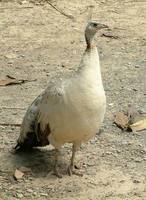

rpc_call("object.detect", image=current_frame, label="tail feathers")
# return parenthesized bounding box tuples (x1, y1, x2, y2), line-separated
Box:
(14, 122, 51, 152)
(14, 131, 49, 152)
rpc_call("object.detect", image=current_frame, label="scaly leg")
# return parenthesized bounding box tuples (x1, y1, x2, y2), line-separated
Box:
(67, 143, 83, 176)
(53, 148, 62, 178)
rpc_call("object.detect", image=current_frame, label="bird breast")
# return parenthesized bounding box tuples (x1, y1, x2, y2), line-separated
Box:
(39, 75, 106, 148)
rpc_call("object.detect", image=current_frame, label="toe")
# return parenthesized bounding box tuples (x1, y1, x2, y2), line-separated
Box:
(67, 165, 73, 176)
(67, 165, 83, 177)
(53, 168, 63, 178)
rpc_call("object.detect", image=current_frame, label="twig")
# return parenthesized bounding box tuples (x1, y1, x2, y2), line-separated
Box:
(0, 6, 33, 10)
(0, 123, 21, 127)
(47, 1, 74, 20)
(114, 27, 126, 30)
(0, 78, 37, 86)
(0, 107, 26, 110)
(101, 33, 119, 39)
(6, 75, 15, 79)
(17, 78, 37, 84)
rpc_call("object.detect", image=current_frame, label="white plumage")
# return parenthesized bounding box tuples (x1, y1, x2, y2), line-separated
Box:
(15, 21, 107, 177)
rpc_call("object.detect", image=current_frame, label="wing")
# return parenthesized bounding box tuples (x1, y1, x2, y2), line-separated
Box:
(15, 91, 50, 151)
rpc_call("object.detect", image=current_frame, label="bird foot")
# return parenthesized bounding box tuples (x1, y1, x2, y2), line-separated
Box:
(67, 165, 83, 177)
(53, 167, 63, 178)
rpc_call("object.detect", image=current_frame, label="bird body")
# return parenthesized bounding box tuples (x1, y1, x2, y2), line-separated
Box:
(38, 47, 106, 148)
(15, 21, 107, 177)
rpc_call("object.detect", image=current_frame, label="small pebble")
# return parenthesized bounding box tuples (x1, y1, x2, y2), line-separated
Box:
(40, 193, 48, 197)
(134, 158, 142, 163)
(138, 109, 146, 114)
(138, 144, 143, 147)
(17, 193, 24, 198)
(33, 192, 37, 196)
(133, 179, 141, 184)
(116, 149, 121, 153)
(27, 189, 33, 193)
(135, 65, 140, 68)
(105, 151, 112, 155)
(21, 0, 28, 4)
(108, 103, 114, 106)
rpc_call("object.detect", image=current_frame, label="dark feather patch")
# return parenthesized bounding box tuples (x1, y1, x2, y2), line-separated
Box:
(36, 123, 50, 146)
(14, 131, 40, 151)
(14, 123, 51, 152)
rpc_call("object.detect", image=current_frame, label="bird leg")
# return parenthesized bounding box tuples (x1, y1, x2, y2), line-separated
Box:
(53, 148, 62, 178)
(67, 143, 83, 176)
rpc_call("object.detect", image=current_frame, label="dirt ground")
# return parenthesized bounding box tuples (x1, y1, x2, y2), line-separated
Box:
(0, 0, 146, 199)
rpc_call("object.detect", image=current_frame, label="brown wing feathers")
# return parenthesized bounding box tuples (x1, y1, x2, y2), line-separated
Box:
(15, 123, 50, 151)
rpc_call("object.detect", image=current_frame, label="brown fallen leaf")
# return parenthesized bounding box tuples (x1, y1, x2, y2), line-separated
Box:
(14, 169, 24, 180)
(0, 79, 17, 86)
(130, 118, 146, 132)
(114, 112, 130, 130)
(0, 76, 36, 86)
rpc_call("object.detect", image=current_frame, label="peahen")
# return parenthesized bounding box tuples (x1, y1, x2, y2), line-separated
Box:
(15, 21, 107, 177)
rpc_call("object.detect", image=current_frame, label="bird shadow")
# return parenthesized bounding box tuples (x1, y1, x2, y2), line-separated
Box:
(1, 147, 67, 178)
(13, 148, 54, 177)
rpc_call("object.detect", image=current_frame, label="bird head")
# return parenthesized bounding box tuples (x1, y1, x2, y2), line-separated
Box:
(85, 21, 108, 38)
(85, 21, 108, 48)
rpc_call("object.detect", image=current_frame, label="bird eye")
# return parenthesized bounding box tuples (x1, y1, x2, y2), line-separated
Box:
(93, 23, 97, 27)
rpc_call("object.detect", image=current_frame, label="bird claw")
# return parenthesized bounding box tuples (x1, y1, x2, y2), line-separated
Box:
(53, 167, 63, 178)
(67, 165, 83, 177)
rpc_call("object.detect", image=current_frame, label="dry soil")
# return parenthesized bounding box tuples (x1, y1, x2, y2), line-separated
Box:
(0, 0, 146, 199)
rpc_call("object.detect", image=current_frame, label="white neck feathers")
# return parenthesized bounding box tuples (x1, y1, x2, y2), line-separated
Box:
(78, 46, 103, 86)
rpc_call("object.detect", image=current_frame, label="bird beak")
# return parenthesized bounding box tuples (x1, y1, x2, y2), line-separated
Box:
(97, 23, 108, 30)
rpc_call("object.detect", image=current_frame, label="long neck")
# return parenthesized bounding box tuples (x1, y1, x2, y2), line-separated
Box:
(85, 33, 96, 49)
(78, 46, 103, 86)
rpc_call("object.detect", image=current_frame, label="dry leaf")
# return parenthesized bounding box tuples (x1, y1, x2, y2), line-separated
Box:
(0, 79, 16, 86)
(114, 112, 129, 130)
(114, 107, 145, 132)
(130, 118, 146, 132)
(14, 169, 24, 180)
(0, 79, 27, 86)
(0, 76, 36, 86)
